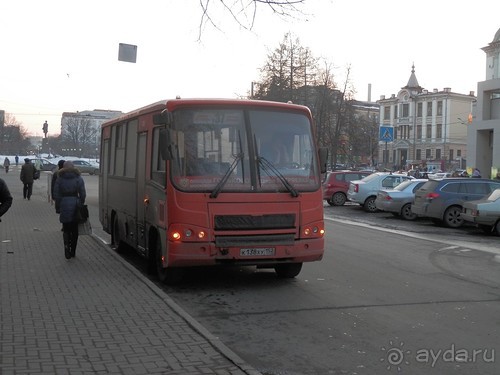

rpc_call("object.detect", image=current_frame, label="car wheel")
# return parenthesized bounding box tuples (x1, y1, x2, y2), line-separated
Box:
(443, 206, 464, 228)
(363, 196, 377, 213)
(275, 263, 303, 278)
(495, 221, 500, 236)
(331, 192, 347, 206)
(401, 203, 417, 221)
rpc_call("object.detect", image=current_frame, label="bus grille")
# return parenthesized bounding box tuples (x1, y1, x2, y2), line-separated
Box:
(215, 234, 295, 247)
(214, 214, 295, 230)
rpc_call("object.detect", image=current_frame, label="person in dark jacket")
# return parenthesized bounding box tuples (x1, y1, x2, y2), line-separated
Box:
(20, 158, 36, 200)
(0, 178, 13, 221)
(53, 161, 86, 259)
(51, 159, 66, 210)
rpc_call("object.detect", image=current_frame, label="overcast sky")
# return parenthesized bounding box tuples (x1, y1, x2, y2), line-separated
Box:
(1, 0, 499, 136)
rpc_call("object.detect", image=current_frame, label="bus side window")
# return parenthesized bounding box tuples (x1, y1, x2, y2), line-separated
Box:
(152, 127, 166, 185)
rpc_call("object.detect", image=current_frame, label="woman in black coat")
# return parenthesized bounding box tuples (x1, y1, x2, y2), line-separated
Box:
(53, 161, 86, 259)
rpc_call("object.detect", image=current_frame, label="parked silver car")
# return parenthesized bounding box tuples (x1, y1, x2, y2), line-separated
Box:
(375, 179, 428, 220)
(461, 188, 500, 235)
(347, 172, 413, 212)
(71, 160, 100, 175)
(29, 158, 57, 172)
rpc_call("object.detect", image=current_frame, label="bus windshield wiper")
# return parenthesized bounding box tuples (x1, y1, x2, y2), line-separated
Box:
(210, 153, 243, 198)
(258, 156, 299, 197)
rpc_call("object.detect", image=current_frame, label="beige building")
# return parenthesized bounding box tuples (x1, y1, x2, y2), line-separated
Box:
(467, 27, 500, 179)
(377, 66, 475, 171)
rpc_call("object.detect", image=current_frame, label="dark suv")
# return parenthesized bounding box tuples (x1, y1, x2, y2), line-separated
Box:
(322, 170, 372, 206)
(411, 178, 500, 228)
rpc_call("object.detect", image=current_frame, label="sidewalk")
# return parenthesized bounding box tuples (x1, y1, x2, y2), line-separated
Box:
(0, 169, 260, 375)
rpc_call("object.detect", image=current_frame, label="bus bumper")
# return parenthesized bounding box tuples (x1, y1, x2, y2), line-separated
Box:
(166, 238, 324, 267)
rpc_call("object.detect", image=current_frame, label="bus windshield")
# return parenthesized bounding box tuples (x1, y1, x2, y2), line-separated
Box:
(169, 107, 320, 194)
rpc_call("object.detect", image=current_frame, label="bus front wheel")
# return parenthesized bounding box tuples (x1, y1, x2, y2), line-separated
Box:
(154, 239, 184, 285)
(274, 263, 302, 278)
(111, 216, 125, 253)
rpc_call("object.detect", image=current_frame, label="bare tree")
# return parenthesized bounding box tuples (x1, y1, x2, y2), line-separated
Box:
(197, 0, 305, 39)
(3, 112, 23, 127)
(62, 116, 99, 157)
(0, 112, 31, 154)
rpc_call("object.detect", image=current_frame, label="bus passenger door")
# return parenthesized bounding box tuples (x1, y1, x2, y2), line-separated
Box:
(136, 133, 147, 251)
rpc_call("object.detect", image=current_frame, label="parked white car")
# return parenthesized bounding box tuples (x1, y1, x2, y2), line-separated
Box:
(347, 172, 414, 212)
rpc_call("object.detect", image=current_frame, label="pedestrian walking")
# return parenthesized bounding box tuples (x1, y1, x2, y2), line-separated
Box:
(0, 177, 13, 221)
(20, 158, 36, 200)
(15, 154, 19, 166)
(3, 157, 10, 173)
(51, 159, 66, 208)
(53, 161, 86, 259)
(472, 168, 481, 178)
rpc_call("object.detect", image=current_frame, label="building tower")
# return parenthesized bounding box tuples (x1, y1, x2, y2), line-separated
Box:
(467, 27, 500, 178)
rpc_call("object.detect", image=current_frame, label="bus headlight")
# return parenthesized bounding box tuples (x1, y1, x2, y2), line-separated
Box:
(168, 224, 209, 242)
(301, 222, 325, 239)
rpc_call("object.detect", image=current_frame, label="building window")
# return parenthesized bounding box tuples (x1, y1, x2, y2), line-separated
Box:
(417, 102, 423, 117)
(393, 105, 397, 119)
(399, 125, 409, 140)
(394, 127, 398, 140)
(402, 103, 409, 117)
(437, 100, 443, 116)
(436, 148, 441, 160)
(457, 149, 462, 157)
(426, 124, 432, 139)
(426, 149, 432, 159)
(449, 149, 454, 161)
(384, 106, 390, 120)
(416, 149, 421, 160)
(417, 125, 422, 139)
(436, 124, 442, 139)
(426, 102, 432, 116)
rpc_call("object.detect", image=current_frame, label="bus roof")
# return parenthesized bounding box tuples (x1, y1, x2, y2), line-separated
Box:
(101, 98, 312, 128)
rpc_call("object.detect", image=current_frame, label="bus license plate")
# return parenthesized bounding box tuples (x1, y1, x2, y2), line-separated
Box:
(240, 248, 275, 257)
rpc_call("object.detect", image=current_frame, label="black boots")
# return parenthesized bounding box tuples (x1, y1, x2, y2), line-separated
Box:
(64, 232, 78, 259)
(63, 233, 71, 259)
(70, 232, 78, 258)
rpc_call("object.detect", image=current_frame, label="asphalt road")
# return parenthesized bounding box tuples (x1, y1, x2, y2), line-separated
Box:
(68, 174, 500, 374)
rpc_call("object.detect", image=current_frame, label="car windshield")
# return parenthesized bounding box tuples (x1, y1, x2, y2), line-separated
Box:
(360, 173, 383, 183)
(394, 180, 414, 191)
(418, 180, 440, 191)
(486, 188, 500, 201)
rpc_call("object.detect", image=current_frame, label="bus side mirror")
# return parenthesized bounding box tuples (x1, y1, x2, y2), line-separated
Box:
(318, 147, 328, 174)
(159, 128, 173, 160)
(153, 110, 172, 125)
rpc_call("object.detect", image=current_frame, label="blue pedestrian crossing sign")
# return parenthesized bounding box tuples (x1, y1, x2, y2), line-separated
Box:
(379, 126, 394, 142)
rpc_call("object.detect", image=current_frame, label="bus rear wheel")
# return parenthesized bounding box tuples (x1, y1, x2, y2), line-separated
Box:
(154, 239, 184, 285)
(274, 263, 302, 278)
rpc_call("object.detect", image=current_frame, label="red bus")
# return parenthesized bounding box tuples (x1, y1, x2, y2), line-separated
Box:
(99, 98, 327, 283)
